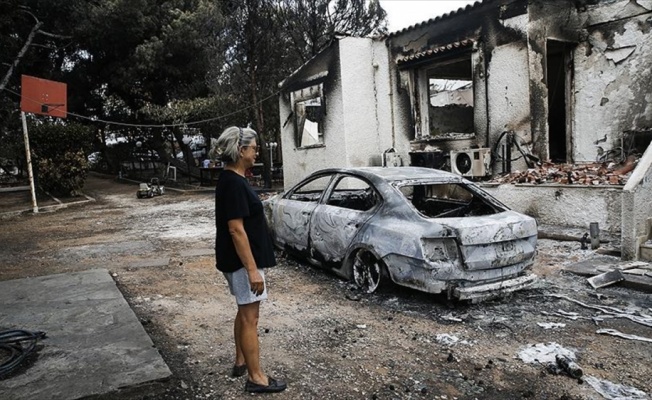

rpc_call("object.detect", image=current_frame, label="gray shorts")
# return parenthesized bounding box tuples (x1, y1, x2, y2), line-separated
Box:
(223, 267, 268, 305)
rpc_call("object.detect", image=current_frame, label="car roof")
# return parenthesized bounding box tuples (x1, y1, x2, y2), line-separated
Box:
(313, 167, 464, 184)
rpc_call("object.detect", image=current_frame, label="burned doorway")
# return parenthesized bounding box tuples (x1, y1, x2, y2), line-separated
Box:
(546, 40, 573, 163)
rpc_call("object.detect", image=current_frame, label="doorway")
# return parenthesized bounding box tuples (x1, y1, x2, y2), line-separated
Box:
(546, 40, 572, 163)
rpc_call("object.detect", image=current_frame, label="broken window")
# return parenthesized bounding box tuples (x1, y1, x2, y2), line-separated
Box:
(398, 183, 502, 218)
(292, 84, 325, 148)
(426, 56, 474, 136)
(326, 176, 379, 212)
(287, 174, 332, 202)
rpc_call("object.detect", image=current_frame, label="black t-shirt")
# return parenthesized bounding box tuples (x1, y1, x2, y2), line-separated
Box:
(215, 170, 276, 273)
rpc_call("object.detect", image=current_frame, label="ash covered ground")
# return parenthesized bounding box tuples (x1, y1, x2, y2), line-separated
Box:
(1, 174, 650, 400)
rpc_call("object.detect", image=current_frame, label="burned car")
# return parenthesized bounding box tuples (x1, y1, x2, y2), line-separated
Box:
(263, 167, 537, 302)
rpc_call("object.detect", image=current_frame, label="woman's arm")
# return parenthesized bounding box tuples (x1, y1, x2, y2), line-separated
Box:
(228, 218, 264, 295)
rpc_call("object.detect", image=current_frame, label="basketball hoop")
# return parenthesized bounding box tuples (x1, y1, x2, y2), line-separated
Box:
(20, 75, 67, 118)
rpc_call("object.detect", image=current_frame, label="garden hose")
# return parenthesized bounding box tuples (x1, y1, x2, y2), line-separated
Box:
(0, 329, 46, 379)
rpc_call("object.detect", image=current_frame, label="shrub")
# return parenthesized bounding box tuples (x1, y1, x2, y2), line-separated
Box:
(29, 122, 93, 197)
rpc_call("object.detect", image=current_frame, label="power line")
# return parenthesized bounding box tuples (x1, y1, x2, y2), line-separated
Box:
(1, 86, 280, 129)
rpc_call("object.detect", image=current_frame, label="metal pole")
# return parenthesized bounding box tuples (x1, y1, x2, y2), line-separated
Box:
(21, 111, 38, 213)
(589, 222, 600, 250)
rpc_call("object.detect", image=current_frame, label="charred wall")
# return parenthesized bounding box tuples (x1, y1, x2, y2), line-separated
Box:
(526, 0, 583, 161)
(573, 1, 652, 162)
(278, 42, 346, 188)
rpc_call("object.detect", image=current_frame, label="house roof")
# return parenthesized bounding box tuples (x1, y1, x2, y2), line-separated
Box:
(386, 0, 490, 38)
(396, 39, 474, 66)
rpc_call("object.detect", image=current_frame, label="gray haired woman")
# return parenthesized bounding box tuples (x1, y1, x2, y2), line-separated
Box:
(213, 126, 286, 393)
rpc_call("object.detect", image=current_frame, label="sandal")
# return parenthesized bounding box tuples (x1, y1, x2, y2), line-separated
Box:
(245, 376, 287, 393)
(231, 363, 247, 377)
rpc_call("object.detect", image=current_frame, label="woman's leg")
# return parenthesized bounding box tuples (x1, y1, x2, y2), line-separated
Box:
(237, 301, 268, 385)
(234, 310, 245, 367)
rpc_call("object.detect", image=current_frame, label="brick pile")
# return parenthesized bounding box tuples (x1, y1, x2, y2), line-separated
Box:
(490, 157, 637, 185)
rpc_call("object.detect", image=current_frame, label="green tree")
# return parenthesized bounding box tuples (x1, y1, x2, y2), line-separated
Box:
(1, 0, 388, 187)
(0, 0, 80, 175)
(280, 0, 388, 64)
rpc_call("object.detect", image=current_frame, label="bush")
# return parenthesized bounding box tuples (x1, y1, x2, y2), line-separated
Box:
(29, 122, 93, 197)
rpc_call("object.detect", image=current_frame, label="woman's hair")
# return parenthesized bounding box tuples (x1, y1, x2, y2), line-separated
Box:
(213, 126, 258, 164)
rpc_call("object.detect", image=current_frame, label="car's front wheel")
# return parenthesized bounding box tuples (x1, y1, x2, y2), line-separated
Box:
(352, 250, 384, 293)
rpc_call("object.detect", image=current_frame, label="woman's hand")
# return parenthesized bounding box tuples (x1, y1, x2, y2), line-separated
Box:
(249, 269, 265, 296)
(227, 218, 264, 295)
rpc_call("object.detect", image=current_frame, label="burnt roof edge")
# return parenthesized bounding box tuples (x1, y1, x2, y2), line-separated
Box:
(278, 39, 339, 92)
(397, 40, 475, 69)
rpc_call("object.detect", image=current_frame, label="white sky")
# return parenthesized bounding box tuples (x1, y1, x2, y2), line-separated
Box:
(379, 0, 477, 32)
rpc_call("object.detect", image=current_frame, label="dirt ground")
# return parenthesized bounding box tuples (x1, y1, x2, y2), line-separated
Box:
(1, 173, 651, 400)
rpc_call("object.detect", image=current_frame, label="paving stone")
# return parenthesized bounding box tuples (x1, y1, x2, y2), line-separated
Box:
(0, 269, 171, 400)
(179, 248, 214, 257)
(129, 257, 170, 268)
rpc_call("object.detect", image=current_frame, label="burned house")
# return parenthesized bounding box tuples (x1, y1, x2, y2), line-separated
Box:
(277, 0, 652, 260)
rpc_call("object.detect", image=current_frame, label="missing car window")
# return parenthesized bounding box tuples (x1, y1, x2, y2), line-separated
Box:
(288, 174, 332, 202)
(326, 176, 379, 212)
(399, 183, 498, 218)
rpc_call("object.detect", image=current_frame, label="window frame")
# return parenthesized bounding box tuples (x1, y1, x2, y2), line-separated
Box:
(324, 174, 382, 212)
(291, 83, 326, 149)
(409, 51, 477, 140)
(285, 173, 335, 203)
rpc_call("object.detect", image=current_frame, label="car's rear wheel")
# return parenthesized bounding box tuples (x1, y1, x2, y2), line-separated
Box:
(352, 250, 383, 293)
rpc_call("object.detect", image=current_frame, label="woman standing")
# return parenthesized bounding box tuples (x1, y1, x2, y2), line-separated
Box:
(213, 126, 286, 394)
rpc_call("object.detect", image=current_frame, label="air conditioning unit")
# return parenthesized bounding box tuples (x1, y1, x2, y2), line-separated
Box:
(450, 148, 492, 177)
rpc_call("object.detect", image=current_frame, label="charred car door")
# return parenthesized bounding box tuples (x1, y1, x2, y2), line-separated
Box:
(273, 174, 334, 253)
(309, 174, 381, 266)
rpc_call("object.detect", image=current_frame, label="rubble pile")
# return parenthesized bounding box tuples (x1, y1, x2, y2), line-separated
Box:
(491, 157, 637, 185)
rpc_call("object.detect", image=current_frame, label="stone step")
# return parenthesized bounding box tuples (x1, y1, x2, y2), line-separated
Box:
(640, 242, 652, 262)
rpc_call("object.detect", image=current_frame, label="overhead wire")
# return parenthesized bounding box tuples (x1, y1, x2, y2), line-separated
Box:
(1, 86, 281, 129)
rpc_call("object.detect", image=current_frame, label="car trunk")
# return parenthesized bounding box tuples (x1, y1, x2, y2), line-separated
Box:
(441, 212, 538, 270)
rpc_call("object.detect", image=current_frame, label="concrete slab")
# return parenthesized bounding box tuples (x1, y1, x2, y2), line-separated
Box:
(566, 257, 652, 292)
(178, 248, 214, 258)
(587, 269, 624, 289)
(623, 268, 652, 276)
(0, 269, 171, 400)
(130, 257, 170, 268)
(563, 256, 619, 276)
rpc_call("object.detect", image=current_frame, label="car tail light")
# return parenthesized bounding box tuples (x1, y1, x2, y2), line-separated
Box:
(421, 238, 459, 262)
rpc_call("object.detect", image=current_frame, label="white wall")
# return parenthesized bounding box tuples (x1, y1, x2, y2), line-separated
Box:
(487, 42, 533, 173)
(279, 38, 397, 190)
(482, 183, 623, 233)
(621, 144, 652, 259)
(339, 38, 388, 167)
